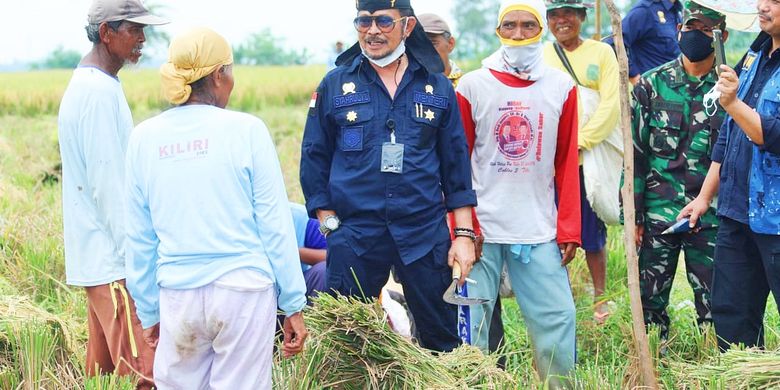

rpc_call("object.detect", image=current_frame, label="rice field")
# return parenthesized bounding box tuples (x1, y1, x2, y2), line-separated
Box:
(0, 65, 778, 389)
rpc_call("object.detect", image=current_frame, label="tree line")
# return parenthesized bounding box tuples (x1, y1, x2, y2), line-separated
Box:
(33, 0, 756, 70)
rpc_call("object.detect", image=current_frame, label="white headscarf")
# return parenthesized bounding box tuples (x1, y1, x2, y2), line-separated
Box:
(482, 0, 548, 81)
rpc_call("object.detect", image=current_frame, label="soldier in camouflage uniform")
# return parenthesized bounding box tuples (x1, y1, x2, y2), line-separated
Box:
(631, 1, 728, 339)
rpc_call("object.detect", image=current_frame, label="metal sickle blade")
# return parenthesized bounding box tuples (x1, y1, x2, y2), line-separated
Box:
(442, 281, 489, 306)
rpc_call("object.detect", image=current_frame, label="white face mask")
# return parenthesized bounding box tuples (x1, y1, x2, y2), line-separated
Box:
(363, 40, 407, 68)
(501, 42, 544, 79)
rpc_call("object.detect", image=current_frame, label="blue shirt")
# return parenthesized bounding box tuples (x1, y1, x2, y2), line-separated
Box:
(613, 0, 682, 78)
(712, 33, 780, 225)
(125, 105, 307, 328)
(289, 202, 327, 273)
(58, 67, 133, 286)
(300, 53, 477, 264)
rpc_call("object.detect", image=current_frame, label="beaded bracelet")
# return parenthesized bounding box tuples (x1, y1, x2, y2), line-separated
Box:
(453, 227, 476, 242)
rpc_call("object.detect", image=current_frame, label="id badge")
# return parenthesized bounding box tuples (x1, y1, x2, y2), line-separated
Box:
(381, 142, 404, 174)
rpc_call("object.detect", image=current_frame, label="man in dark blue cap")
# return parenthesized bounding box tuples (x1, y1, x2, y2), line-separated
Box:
(300, 0, 478, 352)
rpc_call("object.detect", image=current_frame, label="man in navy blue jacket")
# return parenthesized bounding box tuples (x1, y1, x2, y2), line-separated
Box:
(300, 0, 477, 352)
(608, 0, 683, 84)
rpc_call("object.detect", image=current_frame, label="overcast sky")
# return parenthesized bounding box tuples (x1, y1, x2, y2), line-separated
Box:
(1, 0, 456, 65)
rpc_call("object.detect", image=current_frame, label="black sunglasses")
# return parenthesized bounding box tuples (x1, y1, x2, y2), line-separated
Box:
(353, 15, 407, 33)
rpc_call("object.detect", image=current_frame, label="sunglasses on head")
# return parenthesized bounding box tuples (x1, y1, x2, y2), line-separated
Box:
(353, 15, 407, 33)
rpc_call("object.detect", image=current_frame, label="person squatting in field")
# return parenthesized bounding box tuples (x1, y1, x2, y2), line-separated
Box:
(57, 0, 167, 387)
(300, 0, 478, 353)
(124, 27, 307, 389)
(420, 11, 510, 365)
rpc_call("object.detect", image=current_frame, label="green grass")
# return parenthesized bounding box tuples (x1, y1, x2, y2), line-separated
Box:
(1, 66, 779, 389)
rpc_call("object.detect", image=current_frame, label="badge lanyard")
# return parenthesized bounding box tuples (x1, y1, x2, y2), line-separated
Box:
(381, 118, 404, 174)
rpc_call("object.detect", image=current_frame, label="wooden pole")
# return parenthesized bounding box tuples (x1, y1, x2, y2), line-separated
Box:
(594, 0, 602, 40)
(602, 0, 659, 388)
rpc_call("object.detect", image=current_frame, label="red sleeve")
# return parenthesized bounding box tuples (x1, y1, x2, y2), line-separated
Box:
(457, 92, 476, 155)
(448, 92, 481, 237)
(555, 86, 582, 246)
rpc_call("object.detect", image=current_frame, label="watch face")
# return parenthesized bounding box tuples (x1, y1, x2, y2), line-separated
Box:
(325, 217, 339, 230)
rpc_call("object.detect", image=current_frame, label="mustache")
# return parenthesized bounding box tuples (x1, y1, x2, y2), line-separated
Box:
(365, 37, 387, 44)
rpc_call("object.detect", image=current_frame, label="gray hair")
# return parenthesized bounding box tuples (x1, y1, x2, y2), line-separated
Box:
(85, 20, 123, 44)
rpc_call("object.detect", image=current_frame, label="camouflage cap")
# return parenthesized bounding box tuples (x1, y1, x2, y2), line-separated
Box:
(545, 0, 593, 11)
(684, 1, 726, 29)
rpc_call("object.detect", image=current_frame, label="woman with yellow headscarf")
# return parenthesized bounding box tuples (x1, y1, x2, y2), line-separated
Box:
(124, 27, 308, 389)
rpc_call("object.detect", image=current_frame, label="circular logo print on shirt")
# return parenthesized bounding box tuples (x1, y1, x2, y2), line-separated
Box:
(342, 127, 363, 151)
(494, 111, 534, 160)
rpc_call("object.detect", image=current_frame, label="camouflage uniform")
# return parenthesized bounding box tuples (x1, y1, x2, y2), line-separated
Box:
(631, 56, 724, 338)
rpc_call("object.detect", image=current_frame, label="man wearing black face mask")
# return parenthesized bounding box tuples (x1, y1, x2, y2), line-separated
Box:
(630, 1, 727, 341)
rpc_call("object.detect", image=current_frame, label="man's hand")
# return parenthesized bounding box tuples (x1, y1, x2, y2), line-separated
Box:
(717, 65, 739, 109)
(678, 196, 711, 231)
(282, 312, 308, 358)
(142, 323, 160, 350)
(635, 224, 645, 248)
(559, 242, 578, 266)
(448, 237, 476, 286)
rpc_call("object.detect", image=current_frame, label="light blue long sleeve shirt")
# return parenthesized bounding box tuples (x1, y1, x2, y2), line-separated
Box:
(58, 67, 132, 286)
(125, 105, 306, 328)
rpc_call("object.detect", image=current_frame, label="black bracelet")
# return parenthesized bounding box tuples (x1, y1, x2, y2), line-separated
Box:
(453, 227, 476, 242)
(453, 227, 475, 234)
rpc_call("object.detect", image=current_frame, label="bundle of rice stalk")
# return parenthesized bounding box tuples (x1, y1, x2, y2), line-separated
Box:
(0, 295, 75, 354)
(281, 293, 515, 389)
(675, 348, 780, 389)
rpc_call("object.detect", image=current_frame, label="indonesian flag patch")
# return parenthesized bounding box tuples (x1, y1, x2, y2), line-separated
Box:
(308, 91, 319, 117)
(309, 92, 318, 108)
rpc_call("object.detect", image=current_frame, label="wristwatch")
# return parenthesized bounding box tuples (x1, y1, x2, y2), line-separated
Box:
(319, 215, 341, 236)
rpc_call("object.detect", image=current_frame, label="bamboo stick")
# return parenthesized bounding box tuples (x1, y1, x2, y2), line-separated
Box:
(602, 0, 659, 388)
(594, 0, 602, 40)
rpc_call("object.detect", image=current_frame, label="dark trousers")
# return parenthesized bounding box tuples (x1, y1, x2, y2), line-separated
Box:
(712, 217, 780, 350)
(326, 228, 459, 352)
(489, 299, 506, 368)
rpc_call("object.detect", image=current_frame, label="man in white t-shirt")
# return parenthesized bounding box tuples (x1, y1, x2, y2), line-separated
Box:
(456, 0, 581, 385)
(57, 0, 167, 387)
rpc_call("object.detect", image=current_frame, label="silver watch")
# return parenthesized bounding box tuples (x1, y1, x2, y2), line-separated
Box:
(319, 215, 340, 236)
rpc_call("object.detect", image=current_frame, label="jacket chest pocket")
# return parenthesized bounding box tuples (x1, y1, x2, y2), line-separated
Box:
(758, 153, 780, 217)
(648, 107, 683, 160)
(761, 97, 780, 118)
(763, 153, 780, 176)
(333, 107, 375, 152)
(409, 93, 446, 149)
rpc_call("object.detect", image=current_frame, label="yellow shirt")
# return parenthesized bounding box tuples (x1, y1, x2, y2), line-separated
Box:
(543, 39, 620, 151)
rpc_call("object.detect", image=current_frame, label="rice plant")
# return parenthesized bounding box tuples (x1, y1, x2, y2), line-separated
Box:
(2, 66, 780, 389)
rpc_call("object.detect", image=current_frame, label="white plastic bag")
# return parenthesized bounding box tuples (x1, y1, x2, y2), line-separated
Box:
(579, 86, 624, 226)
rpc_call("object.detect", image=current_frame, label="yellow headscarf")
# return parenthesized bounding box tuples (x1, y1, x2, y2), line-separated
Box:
(160, 27, 234, 105)
(495, 0, 546, 47)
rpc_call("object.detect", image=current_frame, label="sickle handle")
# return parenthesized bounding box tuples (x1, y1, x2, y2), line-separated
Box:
(452, 261, 461, 280)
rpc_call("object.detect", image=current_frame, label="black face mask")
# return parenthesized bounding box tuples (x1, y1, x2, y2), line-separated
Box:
(678, 29, 714, 62)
